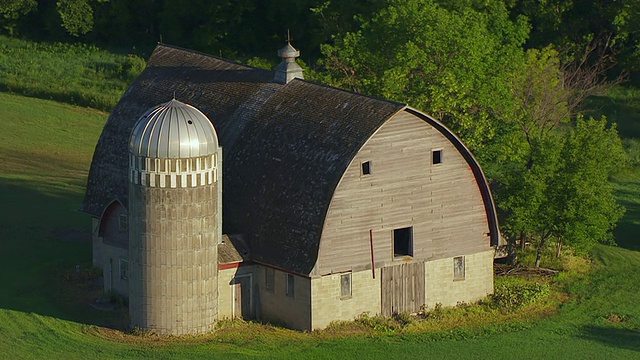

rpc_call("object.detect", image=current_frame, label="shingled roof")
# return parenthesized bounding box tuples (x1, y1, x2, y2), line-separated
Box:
(81, 44, 406, 274)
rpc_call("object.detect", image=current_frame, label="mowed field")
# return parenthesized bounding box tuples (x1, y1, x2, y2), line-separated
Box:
(1, 91, 640, 359)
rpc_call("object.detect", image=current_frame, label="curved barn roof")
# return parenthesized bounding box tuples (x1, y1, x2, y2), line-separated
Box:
(81, 44, 498, 275)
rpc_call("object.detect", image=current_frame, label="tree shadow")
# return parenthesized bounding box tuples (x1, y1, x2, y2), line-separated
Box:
(613, 181, 640, 251)
(0, 176, 125, 329)
(580, 325, 640, 352)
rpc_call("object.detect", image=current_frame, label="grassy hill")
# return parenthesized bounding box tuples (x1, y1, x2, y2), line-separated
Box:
(0, 90, 639, 359)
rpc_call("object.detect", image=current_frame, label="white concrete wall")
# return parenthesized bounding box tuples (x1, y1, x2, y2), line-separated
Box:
(258, 266, 311, 330)
(424, 249, 494, 309)
(311, 269, 381, 330)
(217, 265, 257, 320)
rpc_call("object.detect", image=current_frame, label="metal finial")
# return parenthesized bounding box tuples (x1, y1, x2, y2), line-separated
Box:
(173, 91, 176, 100)
(287, 29, 291, 44)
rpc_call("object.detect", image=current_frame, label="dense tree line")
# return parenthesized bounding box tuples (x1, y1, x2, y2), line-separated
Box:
(1, 0, 638, 74)
(1, 0, 634, 265)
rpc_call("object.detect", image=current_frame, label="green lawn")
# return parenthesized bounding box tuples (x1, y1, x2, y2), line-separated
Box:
(1, 91, 639, 359)
(0, 35, 144, 111)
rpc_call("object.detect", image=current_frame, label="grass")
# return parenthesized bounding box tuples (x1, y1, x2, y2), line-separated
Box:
(0, 35, 144, 111)
(1, 75, 640, 357)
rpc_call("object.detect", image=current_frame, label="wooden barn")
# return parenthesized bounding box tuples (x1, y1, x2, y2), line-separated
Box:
(81, 41, 501, 333)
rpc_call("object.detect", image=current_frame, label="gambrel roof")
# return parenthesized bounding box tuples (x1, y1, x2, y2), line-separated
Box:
(82, 44, 499, 275)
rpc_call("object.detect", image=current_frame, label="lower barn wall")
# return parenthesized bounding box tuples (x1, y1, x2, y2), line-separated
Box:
(310, 269, 381, 330)
(258, 266, 311, 331)
(424, 249, 494, 308)
(217, 265, 257, 320)
(99, 243, 129, 297)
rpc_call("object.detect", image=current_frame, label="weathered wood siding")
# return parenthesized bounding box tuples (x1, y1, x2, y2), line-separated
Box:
(381, 262, 425, 316)
(314, 110, 490, 275)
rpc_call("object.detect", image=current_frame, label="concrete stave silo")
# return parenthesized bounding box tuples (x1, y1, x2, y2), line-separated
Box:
(128, 99, 221, 335)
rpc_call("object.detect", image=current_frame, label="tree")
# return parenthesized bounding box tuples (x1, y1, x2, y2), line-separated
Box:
(318, 0, 529, 151)
(0, 0, 37, 35)
(494, 45, 627, 266)
(512, 0, 640, 73)
(551, 116, 626, 256)
(57, 0, 95, 37)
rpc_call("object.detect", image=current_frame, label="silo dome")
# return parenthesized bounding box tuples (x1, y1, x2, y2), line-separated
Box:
(130, 99, 218, 158)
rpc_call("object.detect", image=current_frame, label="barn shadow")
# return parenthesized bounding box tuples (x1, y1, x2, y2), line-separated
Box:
(580, 326, 640, 352)
(0, 176, 125, 328)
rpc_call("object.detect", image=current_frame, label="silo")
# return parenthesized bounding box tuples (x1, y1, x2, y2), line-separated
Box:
(128, 99, 221, 335)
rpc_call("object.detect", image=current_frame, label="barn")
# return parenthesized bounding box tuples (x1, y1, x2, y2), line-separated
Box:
(81, 41, 501, 334)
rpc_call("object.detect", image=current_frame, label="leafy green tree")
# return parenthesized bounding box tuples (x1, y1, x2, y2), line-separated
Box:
(0, 0, 37, 35)
(494, 46, 627, 266)
(318, 0, 529, 151)
(57, 0, 95, 36)
(550, 116, 626, 256)
(495, 133, 564, 257)
(512, 0, 640, 73)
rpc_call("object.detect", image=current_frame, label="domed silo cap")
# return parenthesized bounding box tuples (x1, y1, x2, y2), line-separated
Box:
(129, 99, 219, 158)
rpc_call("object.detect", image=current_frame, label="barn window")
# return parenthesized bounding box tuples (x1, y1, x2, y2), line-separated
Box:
(361, 161, 372, 175)
(265, 268, 275, 292)
(118, 214, 128, 231)
(286, 274, 294, 297)
(340, 273, 352, 299)
(119, 259, 129, 280)
(453, 256, 465, 280)
(432, 149, 443, 164)
(393, 227, 413, 258)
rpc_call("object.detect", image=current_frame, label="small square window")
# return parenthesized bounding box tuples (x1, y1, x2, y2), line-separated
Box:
(393, 227, 413, 258)
(432, 149, 443, 164)
(453, 256, 465, 280)
(340, 273, 352, 299)
(265, 267, 275, 292)
(361, 161, 372, 175)
(119, 259, 129, 280)
(118, 214, 128, 231)
(286, 274, 294, 297)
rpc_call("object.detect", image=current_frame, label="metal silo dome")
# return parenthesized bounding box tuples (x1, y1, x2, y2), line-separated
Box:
(129, 99, 218, 158)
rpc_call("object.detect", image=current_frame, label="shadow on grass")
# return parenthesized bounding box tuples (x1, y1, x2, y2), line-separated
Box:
(0, 177, 126, 329)
(613, 179, 640, 251)
(580, 326, 640, 352)
(586, 94, 640, 139)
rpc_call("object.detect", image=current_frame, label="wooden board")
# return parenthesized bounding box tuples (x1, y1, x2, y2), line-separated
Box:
(381, 262, 425, 316)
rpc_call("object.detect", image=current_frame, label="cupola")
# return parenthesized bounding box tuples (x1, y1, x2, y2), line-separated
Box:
(274, 37, 304, 84)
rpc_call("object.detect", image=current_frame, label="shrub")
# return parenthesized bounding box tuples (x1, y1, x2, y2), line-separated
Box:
(491, 278, 550, 310)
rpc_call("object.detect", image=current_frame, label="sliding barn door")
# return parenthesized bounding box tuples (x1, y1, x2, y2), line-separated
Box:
(381, 262, 425, 316)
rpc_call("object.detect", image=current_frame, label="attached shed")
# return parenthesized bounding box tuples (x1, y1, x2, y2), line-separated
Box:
(82, 42, 500, 332)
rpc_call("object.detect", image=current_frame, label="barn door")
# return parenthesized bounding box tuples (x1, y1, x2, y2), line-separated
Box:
(232, 275, 253, 320)
(381, 262, 425, 316)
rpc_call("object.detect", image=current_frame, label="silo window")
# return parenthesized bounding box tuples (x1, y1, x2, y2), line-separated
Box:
(432, 149, 443, 164)
(286, 274, 294, 297)
(361, 161, 372, 175)
(393, 227, 413, 258)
